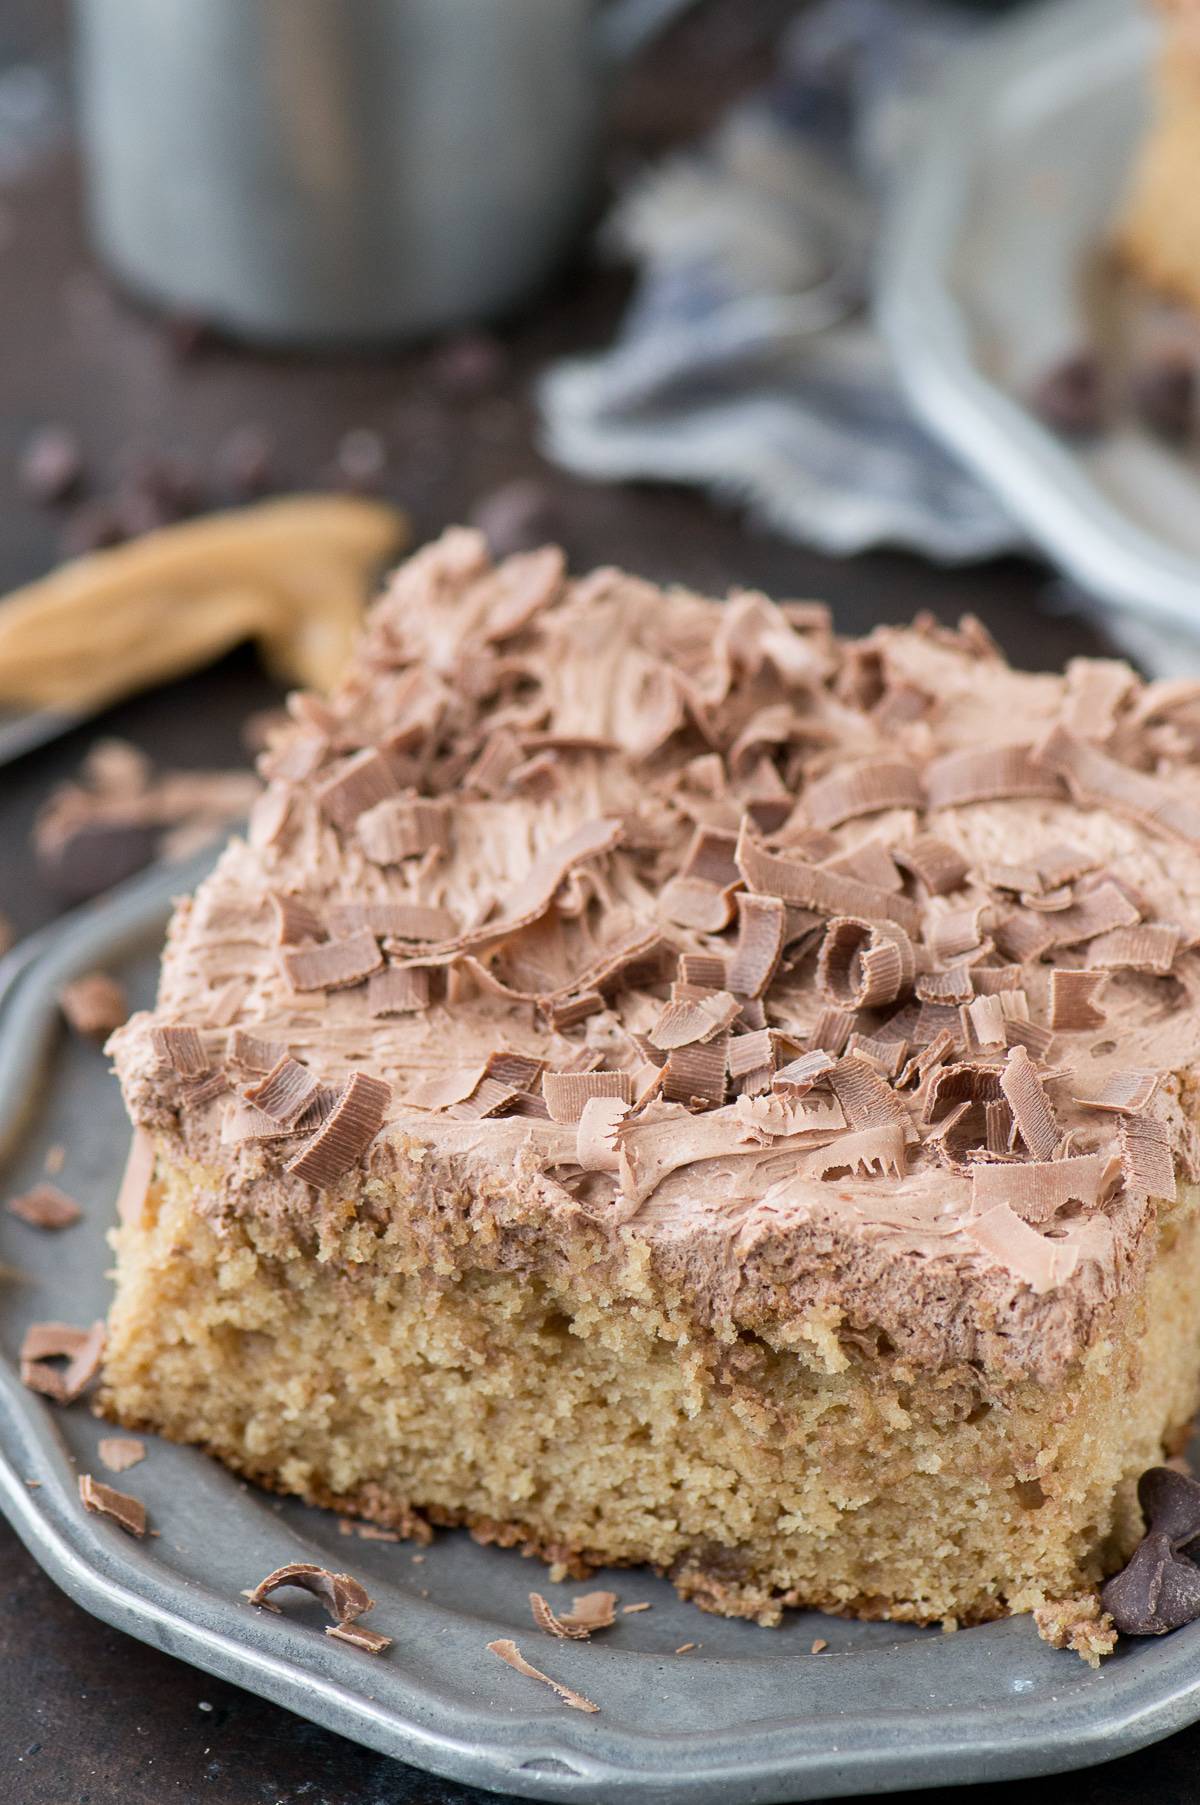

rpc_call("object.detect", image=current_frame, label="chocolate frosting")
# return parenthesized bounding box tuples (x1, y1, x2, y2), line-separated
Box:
(109, 532, 1200, 1383)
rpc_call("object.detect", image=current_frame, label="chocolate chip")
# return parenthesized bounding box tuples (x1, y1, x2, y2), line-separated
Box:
(19, 426, 84, 505)
(1139, 1465, 1200, 1547)
(1132, 352, 1195, 443)
(1101, 1530, 1200, 1635)
(36, 820, 159, 904)
(1029, 352, 1105, 438)
(468, 478, 558, 558)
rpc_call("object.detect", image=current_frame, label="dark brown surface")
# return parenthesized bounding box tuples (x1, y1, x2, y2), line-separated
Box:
(3, 2, 1197, 1801)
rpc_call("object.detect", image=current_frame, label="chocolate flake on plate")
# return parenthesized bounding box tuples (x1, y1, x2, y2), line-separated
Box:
(98, 1436, 146, 1474)
(20, 1319, 105, 1403)
(58, 972, 129, 1039)
(529, 1589, 617, 1639)
(7, 1182, 82, 1229)
(78, 1473, 146, 1537)
(246, 1561, 387, 1648)
(486, 1639, 599, 1713)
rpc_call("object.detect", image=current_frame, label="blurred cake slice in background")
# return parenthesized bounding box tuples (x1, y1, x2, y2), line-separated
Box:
(1119, 0, 1200, 311)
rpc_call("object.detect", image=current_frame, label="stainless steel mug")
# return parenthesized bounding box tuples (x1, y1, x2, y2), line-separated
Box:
(71, 0, 694, 345)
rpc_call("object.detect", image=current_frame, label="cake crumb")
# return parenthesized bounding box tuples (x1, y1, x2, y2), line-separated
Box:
(411, 1553, 425, 1564)
(810, 1637, 828, 1653)
(1033, 1594, 1118, 1667)
(622, 1602, 651, 1614)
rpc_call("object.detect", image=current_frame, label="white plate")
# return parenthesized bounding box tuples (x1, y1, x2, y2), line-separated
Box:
(877, 0, 1200, 641)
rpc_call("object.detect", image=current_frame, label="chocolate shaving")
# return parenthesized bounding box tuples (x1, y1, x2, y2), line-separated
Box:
(59, 972, 128, 1039)
(827, 1055, 912, 1137)
(98, 1436, 145, 1474)
(21, 1319, 105, 1403)
(660, 827, 741, 931)
(327, 1622, 393, 1654)
(825, 837, 903, 893)
(893, 836, 969, 895)
(1119, 1111, 1176, 1202)
(994, 911, 1057, 964)
(820, 915, 915, 1011)
(662, 1036, 729, 1108)
(543, 1070, 634, 1124)
(924, 903, 992, 963)
(229, 1029, 286, 1072)
(575, 1095, 631, 1170)
(915, 968, 973, 1005)
(448, 1077, 519, 1120)
(1073, 1071, 1160, 1114)
(968, 1203, 1079, 1293)
(1044, 882, 1141, 948)
(1048, 969, 1108, 1031)
(1086, 924, 1180, 975)
(726, 894, 785, 998)
(151, 1024, 209, 1076)
(962, 994, 1004, 1052)
(970, 1152, 1116, 1224)
(281, 928, 383, 992)
(897, 1028, 956, 1091)
(998, 1045, 1060, 1159)
(529, 1589, 617, 1639)
(773, 1049, 837, 1094)
(736, 822, 919, 935)
(802, 1123, 907, 1179)
(357, 798, 451, 865)
(246, 1561, 375, 1626)
(804, 760, 923, 829)
(486, 1639, 599, 1713)
(679, 953, 728, 988)
(925, 744, 1062, 809)
(7, 1182, 82, 1229)
(243, 1055, 320, 1126)
(649, 990, 740, 1050)
(368, 966, 432, 1016)
(268, 892, 325, 945)
(284, 1072, 390, 1188)
(78, 1473, 146, 1537)
(316, 749, 400, 830)
(1036, 724, 1200, 848)
(845, 1031, 906, 1080)
(809, 1006, 856, 1056)
(330, 901, 459, 942)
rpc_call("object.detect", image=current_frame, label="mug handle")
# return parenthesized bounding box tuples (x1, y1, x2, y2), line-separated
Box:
(594, 0, 701, 66)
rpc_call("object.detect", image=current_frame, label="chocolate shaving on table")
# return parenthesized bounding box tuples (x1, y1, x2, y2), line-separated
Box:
(284, 1071, 390, 1188)
(529, 1589, 618, 1639)
(802, 1123, 907, 1179)
(58, 972, 128, 1039)
(804, 760, 923, 829)
(648, 990, 740, 1050)
(1119, 1111, 1176, 1202)
(486, 1639, 599, 1713)
(228, 1028, 286, 1072)
(7, 1182, 82, 1229)
(316, 748, 400, 829)
(925, 744, 1063, 809)
(1036, 724, 1200, 848)
(543, 1069, 634, 1124)
(1073, 1071, 1160, 1114)
(331, 901, 459, 941)
(243, 1055, 320, 1126)
(736, 824, 920, 936)
(893, 836, 970, 895)
(79, 1473, 146, 1537)
(998, 1045, 1061, 1159)
(151, 1023, 209, 1076)
(368, 965, 432, 1016)
(726, 894, 785, 997)
(662, 1036, 729, 1108)
(357, 797, 451, 864)
(817, 916, 914, 1010)
(1086, 923, 1181, 974)
(281, 928, 383, 992)
(267, 891, 325, 945)
(98, 1436, 145, 1474)
(21, 1319, 105, 1403)
(246, 1561, 376, 1627)
(1048, 969, 1107, 1031)
(970, 1152, 1116, 1224)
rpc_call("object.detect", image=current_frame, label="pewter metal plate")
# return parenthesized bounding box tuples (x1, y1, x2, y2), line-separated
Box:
(2, 856, 1200, 1801)
(877, 0, 1200, 641)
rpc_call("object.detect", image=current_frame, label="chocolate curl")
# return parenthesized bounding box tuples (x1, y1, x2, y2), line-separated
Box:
(804, 759, 923, 829)
(816, 916, 915, 1010)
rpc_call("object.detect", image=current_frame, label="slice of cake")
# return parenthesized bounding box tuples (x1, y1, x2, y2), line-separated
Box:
(1119, 1, 1200, 311)
(103, 532, 1200, 1629)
